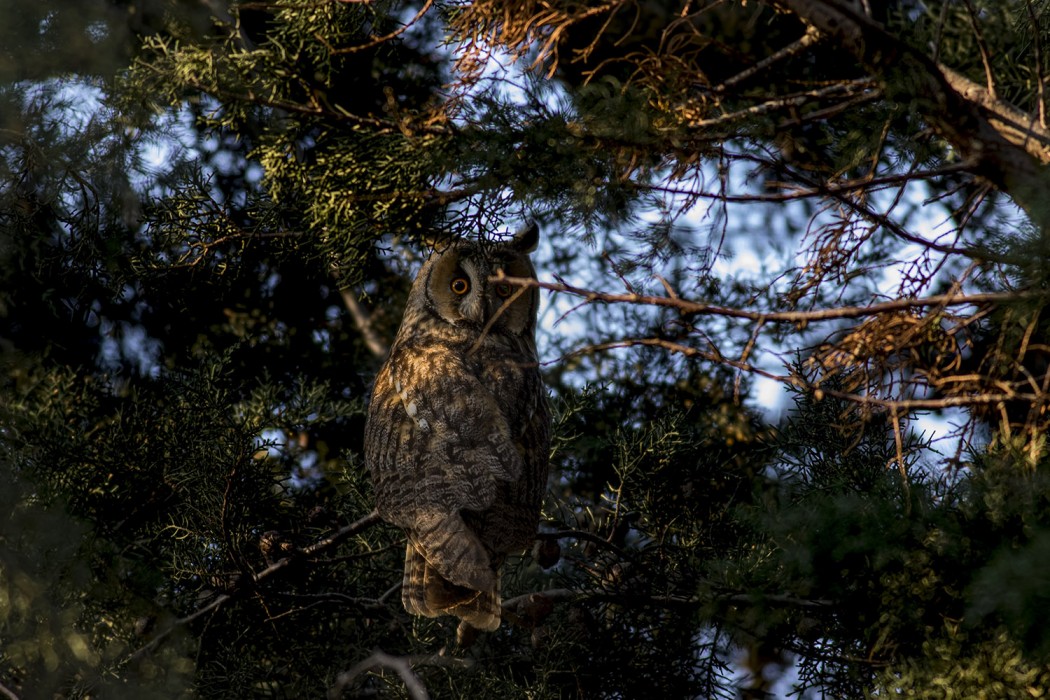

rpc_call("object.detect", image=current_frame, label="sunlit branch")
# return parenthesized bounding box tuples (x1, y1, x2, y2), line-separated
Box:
(687, 79, 877, 130)
(814, 385, 1044, 411)
(939, 65, 1050, 163)
(1027, 0, 1048, 130)
(495, 273, 1033, 324)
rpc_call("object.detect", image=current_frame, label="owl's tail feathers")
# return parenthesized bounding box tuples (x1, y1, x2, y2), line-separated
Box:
(431, 566, 501, 632)
(411, 511, 494, 590)
(401, 543, 501, 631)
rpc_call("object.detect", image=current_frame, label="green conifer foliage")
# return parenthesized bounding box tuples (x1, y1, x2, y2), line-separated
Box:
(6, 1, 1050, 697)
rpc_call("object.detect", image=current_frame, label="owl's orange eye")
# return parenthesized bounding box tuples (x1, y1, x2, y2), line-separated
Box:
(494, 282, 514, 298)
(450, 277, 470, 295)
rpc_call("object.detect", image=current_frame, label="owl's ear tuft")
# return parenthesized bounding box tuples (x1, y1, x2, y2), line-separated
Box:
(511, 220, 540, 253)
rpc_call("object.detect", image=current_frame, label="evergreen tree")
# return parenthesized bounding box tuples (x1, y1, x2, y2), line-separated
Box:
(4, 1, 1050, 697)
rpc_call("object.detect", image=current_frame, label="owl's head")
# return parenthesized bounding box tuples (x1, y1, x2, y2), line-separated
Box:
(411, 222, 541, 339)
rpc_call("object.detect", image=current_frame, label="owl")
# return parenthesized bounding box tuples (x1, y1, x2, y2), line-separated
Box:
(365, 222, 551, 632)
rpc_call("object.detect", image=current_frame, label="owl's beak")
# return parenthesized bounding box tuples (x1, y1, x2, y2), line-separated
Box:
(484, 295, 505, 324)
(460, 293, 487, 326)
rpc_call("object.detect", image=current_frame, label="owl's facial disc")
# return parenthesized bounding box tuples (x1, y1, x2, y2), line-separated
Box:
(453, 258, 486, 325)
(422, 239, 538, 335)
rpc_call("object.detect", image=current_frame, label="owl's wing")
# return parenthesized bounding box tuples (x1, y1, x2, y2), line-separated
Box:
(365, 345, 526, 526)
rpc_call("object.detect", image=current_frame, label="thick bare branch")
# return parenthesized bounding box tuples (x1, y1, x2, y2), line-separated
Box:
(771, 0, 1050, 221)
(939, 65, 1050, 164)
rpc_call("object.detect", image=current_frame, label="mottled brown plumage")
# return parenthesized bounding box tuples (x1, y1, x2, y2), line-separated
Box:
(365, 223, 550, 631)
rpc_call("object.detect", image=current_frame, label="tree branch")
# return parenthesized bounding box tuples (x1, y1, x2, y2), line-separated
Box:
(770, 0, 1050, 222)
(316, 0, 435, 56)
(338, 286, 391, 360)
(123, 510, 382, 665)
(501, 587, 833, 615)
(329, 650, 430, 700)
(939, 65, 1050, 164)
(537, 525, 636, 562)
(328, 260, 390, 359)
(714, 21, 823, 92)
(496, 273, 1032, 324)
(506, 273, 1050, 416)
(328, 650, 474, 700)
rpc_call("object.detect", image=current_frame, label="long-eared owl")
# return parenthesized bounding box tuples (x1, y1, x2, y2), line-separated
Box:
(365, 223, 551, 631)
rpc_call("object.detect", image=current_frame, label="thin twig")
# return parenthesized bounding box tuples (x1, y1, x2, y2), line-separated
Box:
(630, 160, 977, 209)
(1028, 0, 1048, 129)
(889, 407, 911, 514)
(736, 320, 767, 402)
(501, 586, 833, 613)
(689, 79, 876, 129)
(963, 0, 998, 98)
(507, 274, 1047, 415)
(570, 336, 764, 376)
(377, 581, 402, 605)
(467, 283, 531, 356)
(714, 22, 823, 92)
(316, 0, 435, 55)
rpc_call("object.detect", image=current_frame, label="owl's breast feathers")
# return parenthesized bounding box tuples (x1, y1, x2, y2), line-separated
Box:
(365, 335, 548, 526)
